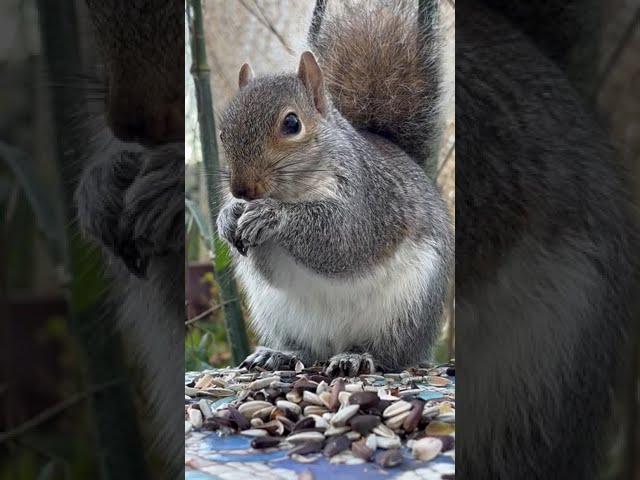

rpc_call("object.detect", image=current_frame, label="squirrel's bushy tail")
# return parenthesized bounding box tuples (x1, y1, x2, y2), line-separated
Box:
(478, 0, 602, 97)
(310, 0, 444, 175)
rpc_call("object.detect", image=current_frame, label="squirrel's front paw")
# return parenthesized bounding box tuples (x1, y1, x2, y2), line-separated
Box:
(325, 352, 376, 377)
(240, 347, 300, 371)
(118, 146, 184, 276)
(216, 200, 247, 254)
(75, 151, 141, 262)
(235, 199, 283, 252)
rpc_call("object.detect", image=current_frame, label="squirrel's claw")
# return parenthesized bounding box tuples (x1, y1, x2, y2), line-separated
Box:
(325, 352, 376, 377)
(234, 239, 248, 256)
(118, 241, 149, 278)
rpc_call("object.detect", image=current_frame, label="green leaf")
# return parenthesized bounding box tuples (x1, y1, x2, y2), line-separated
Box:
(186, 214, 201, 261)
(213, 234, 231, 271)
(0, 174, 10, 203)
(185, 197, 212, 251)
(198, 332, 211, 350)
(37, 462, 57, 480)
(0, 141, 68, 273)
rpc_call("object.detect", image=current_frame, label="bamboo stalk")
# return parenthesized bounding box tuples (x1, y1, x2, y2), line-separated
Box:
(187, 0, 250, 365)
(36, 2, 148, 478)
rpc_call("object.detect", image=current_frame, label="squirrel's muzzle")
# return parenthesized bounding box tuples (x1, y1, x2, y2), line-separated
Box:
(231, 180, 265, 201)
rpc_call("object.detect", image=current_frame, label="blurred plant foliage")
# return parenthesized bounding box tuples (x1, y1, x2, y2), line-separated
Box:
(185, 196, 254, 370)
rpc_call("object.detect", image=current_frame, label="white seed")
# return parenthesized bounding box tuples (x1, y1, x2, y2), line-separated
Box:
(198, 399, 214, 419)
(251, 418, 264, 427)
(379, 394, 400, 402)
(436, 412, 456, 423)
(372, 424, 396, 438)
(248, 376, 280, 391)
(188, 408, 203, 429)
(185, 386, 197, 396)
(303, 390, 323, 406)
(209, 377, 229, 388)
(238, 400, 272, 419)
(287, 431, 325, 444)
(240, 429, 269, 437)
(316, 381, 329, 395)
(252, 406, 275, 420)
(302, 390, 318, 407)
(277, 400, 302, 416)
(194, 374, 214, 389)
(185, 421, 193, 434)
(338, 391, 352, 406)
(342, 455, 366, 465)
(346, 431, 362, 441)
(383, 400, 412, 418)
(309, 414, 330, 430)
(286, 391, 302, 403)
(345, 383, 364, 392)
(324, 426, 350, 437)
(365, 434, 377, 450)
(294, 360, 305, 373)
(260, 419, 285, 435)
(291, 454, 321, 464)
(330, 404, 360, 427)
(399, 389, 422, 397)
(412, 437, 443, 461)
(319, 391, 333, 409)
(385, 410, 411, 429)
(228, 384, 248, 392)
(200, 388, 236, 397)
(422, 405, 440, 419)
(304, 405, 329, 416)
(427, 376, 452, 387)
(376, 435, 401, 449)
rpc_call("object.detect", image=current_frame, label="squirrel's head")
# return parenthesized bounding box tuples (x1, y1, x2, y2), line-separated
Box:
(219, 52, 337, 202)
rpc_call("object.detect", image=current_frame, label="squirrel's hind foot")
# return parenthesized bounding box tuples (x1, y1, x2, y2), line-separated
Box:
(240, 347, 302, 371)
(325, 352, 376, 377)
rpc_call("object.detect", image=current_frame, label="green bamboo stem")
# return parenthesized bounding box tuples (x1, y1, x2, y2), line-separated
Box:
(188, 0, 250, 365)
(37, 2, 148, 478)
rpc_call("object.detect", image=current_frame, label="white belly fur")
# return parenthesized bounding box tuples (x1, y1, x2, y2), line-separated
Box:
(234, 238, 440, 360)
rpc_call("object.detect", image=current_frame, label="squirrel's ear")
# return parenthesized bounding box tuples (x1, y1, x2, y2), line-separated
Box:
(297, 51, 325, 114)
(238, 63, 254, 89)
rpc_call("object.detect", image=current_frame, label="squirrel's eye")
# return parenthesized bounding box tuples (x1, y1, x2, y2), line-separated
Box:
(282, 112, 301, 135)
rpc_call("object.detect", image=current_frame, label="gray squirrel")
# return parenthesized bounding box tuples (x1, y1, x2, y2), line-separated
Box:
(216, 0, 454, 376)
(74, 2, 184, 478)
(457, 0, 639, 478)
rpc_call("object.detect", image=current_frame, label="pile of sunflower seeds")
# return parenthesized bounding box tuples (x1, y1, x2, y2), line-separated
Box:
(185, 362, 455, 468)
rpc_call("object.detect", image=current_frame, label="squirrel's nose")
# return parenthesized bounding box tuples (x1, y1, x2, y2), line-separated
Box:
(231, 181, 265, 200)
(231, 183, 259, 200)
(232, 185, 250, 200)
(107, 93, 183, 146)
